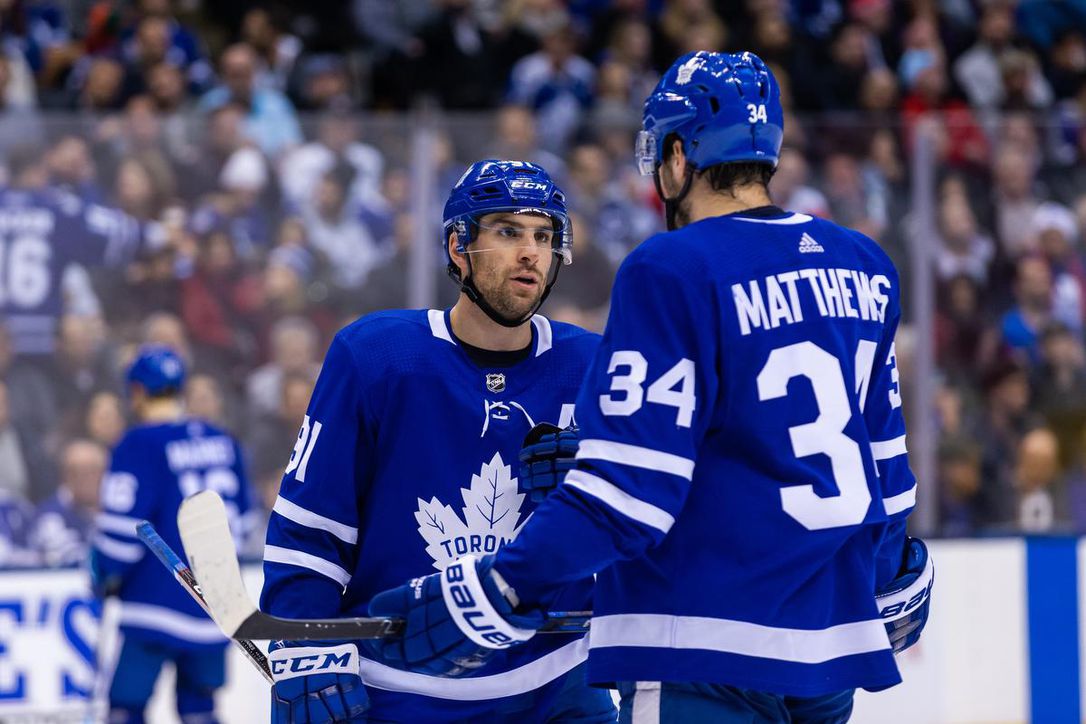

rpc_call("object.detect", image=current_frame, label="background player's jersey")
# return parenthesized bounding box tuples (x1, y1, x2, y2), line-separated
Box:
(92, 419, 252, 650)
(497, 207, 916, 696)
(261, 310, 599, 717)
(0, 187, 163, 355)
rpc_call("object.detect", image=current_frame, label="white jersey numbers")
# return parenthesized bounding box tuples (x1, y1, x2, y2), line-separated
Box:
(600, 351, 697, 428)
(757, 339, 894, 531)
(286, 414, 323, 483)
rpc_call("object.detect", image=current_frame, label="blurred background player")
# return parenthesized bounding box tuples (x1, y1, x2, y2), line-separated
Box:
(370, 51, 932, 723)
(259, 160, 616, 723)
(91, 344, 254, 724)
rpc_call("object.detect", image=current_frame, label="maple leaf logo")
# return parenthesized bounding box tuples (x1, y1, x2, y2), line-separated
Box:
(415, 452, 527, 571)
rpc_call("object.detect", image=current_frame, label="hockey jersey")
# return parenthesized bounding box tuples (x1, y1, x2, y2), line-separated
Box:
(496, 207, 916, 696)
(0, 187, 163, 355)
(92, 419, 252, 649)
(261, 310, 599, 716)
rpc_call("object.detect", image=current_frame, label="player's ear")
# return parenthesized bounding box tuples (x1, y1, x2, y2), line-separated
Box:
(449, 232, 469, 279)
(667, 138, 687, 177)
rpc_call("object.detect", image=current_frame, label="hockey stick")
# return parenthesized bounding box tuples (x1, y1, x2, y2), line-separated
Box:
(177, 490, 591, 641)
(135, 521, 274, 683)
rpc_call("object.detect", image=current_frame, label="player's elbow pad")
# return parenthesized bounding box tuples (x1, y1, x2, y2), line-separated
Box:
(875, 537, 933, 654)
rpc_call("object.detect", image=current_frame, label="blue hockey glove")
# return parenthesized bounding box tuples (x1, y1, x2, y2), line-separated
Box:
(367, 554, 544, 676)
(270, 641, 369, 723)
(88, 548, 122, 599)
(875, 537, 934, 654)
(519, 423, 579, 502)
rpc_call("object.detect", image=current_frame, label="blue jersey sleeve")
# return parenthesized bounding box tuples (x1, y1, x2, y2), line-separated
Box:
(260, 335, 374, 618)
(56, 192, 165, 267)
(92, 435, 155, 581)
(496, 255, 714, 602)
(861, 279, 916, 587)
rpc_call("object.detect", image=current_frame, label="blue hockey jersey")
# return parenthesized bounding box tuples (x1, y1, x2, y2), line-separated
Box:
(92, 419, 252, 649)
(261, 310, 599, 716)
(0, 187, 163, 355)
(496, 208, 916, 696)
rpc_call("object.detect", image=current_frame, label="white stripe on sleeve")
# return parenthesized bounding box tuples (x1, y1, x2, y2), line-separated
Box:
(564, 470, 675, 534)
(871, 435, 907, 461)
(883, 484, 917, 515)
(264, 544, 351, 587)
(95, 512, 141, 537)
(93, 533, 145, 562)
(577, 440, 695, 480)
(272, 497, 358, 544)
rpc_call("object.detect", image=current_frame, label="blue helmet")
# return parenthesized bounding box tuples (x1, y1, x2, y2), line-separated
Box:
(126, 345, 186, 396)
(442, 159, 572, 268)
(636, 51, 783, 176)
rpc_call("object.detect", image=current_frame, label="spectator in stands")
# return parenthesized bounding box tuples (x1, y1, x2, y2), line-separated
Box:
(179, 228, 263, 376)
(1032, 323, 1086, 468)
(29, 438, 107, 566)
(769, 147, 830, 218)
(83, 391, 126, 449)
(977, 358, 1038, 530)
(184, 372, 230, 429)
(565, 141, 656, 265)
(0, 380, 31, 500)
(1046, 30, 1086, 101)
(46, 135, 102, 202)
(0, 54, 41, 158)
(507, 19, 595, 153)
(197, 43, 301, 158)
(141, 311, 193, 365)
(993, 144, 1043, 258)
(1002, 255, 1057, 365)
(935, 187, 995, 284)
(246, 316, 321, 420)
(74, 57, 125, 111)
(132, 0, 212, 88)
(240, 6, 301, 94)
(46, 314, 120, 436)
(189, 145, 276, 262)
(1032, 202, 1086, 333)
(937, 437, 984, 537)
(297, 169, 392, 297)
(410, 0, 532, 110)
(955, 3, 1052, 114)
(936, 273, 1001, 384)
(488, 104, 566, 179)
(245, 372, 315, 486)
(1014, 427, 1067, 532)
(279, 112, 384, 212)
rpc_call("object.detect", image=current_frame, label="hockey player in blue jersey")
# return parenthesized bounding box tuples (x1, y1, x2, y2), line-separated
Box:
(259, 159, 617, 723)
(0, 146, 166, 357)
(91, 345, 253, 723)
(369, 52, 934, 723)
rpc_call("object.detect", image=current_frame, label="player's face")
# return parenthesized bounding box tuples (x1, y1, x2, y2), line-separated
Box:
(468, 212, 556, 322)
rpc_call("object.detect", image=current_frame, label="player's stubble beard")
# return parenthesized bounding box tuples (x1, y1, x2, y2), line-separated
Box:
(471, 254, 550, 325)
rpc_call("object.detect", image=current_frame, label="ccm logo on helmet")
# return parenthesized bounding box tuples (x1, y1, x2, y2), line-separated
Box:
(444, 562, 519, 647)
(508, 180, 548, 191)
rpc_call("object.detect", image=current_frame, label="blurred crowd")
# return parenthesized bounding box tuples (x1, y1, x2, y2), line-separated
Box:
(0, 0, 1085, 569)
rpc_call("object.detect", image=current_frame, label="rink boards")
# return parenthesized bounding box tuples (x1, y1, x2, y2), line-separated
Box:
(0, 538, 1079, 723)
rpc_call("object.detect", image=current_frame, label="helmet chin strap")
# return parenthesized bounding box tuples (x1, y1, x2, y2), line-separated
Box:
(654, 164, 695, 231)
(447, 255, 562, 329)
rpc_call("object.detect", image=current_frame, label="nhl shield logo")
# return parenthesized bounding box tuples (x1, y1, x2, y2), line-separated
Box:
(486, 373, 506, 393)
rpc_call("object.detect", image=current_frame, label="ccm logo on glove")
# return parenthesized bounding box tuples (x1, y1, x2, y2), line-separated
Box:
(269, 644, 358, 681)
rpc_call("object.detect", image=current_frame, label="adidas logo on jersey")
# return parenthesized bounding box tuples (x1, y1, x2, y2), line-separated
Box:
(798, 233, 824, 253)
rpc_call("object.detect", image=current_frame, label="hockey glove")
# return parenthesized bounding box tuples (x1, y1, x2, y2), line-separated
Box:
(875, 537, 934, 654)
(367, 554, 544, 676)
(519, 423, 579, 502)
(270, 641, 369, 723)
